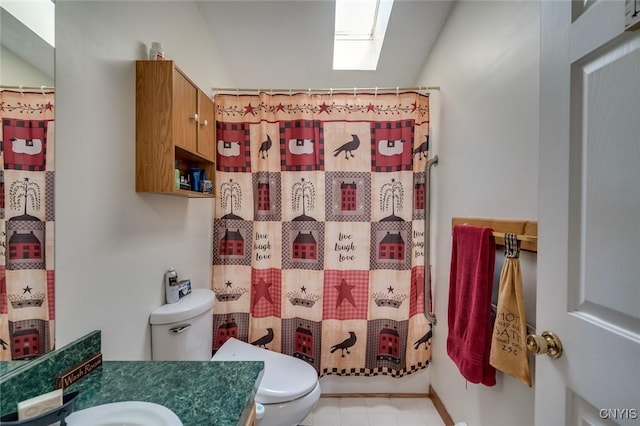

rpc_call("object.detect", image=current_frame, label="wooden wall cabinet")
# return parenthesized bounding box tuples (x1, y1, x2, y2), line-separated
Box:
(136, 60, 215, 197)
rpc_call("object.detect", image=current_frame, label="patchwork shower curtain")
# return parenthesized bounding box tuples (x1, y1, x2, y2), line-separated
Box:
(0, 90, 55, 360)
(212, 91, 432, 377)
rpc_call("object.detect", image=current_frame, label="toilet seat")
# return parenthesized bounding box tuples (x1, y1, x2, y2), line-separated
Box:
(211, 338, 318, 404)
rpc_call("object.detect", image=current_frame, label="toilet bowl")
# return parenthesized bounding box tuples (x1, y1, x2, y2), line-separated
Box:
(211, 338, 321, 426)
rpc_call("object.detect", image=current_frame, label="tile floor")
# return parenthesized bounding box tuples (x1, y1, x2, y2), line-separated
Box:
(299, 397, 446, 426)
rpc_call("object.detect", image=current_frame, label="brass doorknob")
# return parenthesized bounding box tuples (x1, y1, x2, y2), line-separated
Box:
(526, 331, 563, 358)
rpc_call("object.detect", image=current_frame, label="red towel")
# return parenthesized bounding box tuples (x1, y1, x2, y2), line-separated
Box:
(447, 225, 496, 386)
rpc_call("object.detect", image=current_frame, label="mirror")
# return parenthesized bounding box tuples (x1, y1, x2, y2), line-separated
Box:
(0, 331, 100, 383)
(0, 1, 54, 85)
(0, 0, 55, 369)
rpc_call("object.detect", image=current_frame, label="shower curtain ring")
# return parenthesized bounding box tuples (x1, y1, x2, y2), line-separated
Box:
(41, 86, 46, 96)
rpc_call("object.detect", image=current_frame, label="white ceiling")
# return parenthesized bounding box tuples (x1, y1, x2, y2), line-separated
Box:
(197, 0, 455, 89)
(1, 1, 454, 90)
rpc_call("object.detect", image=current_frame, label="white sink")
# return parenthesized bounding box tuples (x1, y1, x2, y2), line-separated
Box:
(65, 401, 183, 426)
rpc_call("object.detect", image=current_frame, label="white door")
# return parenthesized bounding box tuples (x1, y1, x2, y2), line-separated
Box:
(538, 1, 640, 425)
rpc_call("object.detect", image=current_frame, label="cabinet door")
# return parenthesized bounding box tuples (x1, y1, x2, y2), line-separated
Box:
(197, 91, 216, 161)
(173, 69, 198, 153)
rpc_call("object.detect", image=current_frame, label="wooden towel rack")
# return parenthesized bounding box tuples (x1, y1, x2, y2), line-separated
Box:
(451, 217, 538, 253)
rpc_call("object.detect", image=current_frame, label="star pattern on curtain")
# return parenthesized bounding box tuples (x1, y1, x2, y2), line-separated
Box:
(253, 278, 274, 306)
(335, 279, 357, 308)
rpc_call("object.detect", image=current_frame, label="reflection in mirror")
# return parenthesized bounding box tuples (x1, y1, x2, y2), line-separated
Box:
(0, 0, 55, 366)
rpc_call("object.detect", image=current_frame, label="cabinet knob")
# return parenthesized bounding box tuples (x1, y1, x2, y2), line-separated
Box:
(190, 113, 199, 123)
(201, 119, 208, 127)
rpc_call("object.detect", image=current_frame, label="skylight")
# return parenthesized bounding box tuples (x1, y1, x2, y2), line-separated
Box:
(333, 0, 394, 71)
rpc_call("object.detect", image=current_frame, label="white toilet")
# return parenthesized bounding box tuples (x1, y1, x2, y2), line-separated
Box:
(150, 289, 321, 426)
(212, 337, 321, 426)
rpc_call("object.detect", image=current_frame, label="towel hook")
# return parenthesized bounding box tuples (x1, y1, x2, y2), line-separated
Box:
(504, 233, 521, 259)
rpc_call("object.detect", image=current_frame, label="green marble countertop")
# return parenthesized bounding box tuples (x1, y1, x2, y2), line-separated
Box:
(0, 361, 28, 377)
(65, 360, 264, 426)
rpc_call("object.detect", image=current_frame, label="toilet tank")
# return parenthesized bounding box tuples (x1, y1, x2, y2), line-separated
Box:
(149, 288, 215, 361)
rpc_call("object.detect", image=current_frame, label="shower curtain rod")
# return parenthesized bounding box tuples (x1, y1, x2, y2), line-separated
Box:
(1, 84, 55, 92)
(212, 85, 440, 94)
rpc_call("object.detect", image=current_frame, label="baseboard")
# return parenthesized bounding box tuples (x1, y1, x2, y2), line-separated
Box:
(429, 384, 455, 426)
(321, 393, 429, 398)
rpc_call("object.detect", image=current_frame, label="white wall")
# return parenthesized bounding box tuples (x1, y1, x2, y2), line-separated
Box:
(415, 1, 539, 425)
(55, 1, 235, 360)
(0, 45, 54, 87)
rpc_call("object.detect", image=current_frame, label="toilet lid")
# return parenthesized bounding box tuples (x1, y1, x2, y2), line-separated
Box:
(211, 338, 318, 404)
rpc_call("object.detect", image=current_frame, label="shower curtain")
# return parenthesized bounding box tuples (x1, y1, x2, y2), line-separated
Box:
(212, 91, 432, 377)
(0, 90, 55, 360)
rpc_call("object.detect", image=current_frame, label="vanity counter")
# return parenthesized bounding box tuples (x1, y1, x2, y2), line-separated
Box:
(65, 360, 264, 426)
(0, 361, 28, 377)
